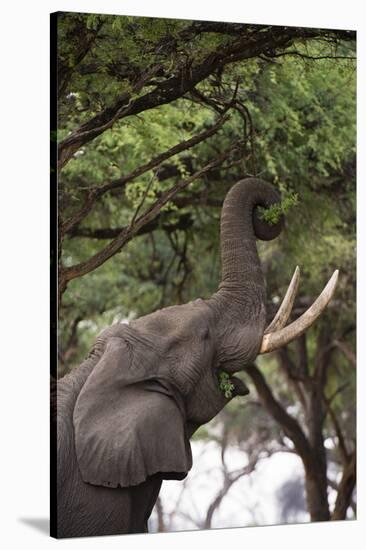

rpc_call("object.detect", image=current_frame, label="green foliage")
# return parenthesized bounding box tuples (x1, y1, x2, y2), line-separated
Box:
(257, 190, 299, 225)
(59, 27, 356, 370)
(57, 15, 356, 479)
(218, 371, 235, 399)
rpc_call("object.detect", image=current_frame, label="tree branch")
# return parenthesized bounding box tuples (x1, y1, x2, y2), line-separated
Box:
(58, 26, 328, 171)
(69, 212, 194, 240)
(276, 348, 308, 413)
(332, 339, 356, 368)
(60, 113, 230, 236)
(331, 451, 356, 521)
(263, 51, 356, 62)
(244, 363, 313, 470)
(323, 399, 350, 464)
(58, 18, 105, 96)
(59, 140, 242, 297)
(203, 453, 260, 529)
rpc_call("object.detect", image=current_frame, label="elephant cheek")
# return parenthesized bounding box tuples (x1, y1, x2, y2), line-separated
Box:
(185, 374, 226, 425)
(169, 354, 206, 397)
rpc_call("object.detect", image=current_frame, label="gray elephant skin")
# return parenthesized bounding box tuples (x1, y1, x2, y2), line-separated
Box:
(53, 178, 334, 538)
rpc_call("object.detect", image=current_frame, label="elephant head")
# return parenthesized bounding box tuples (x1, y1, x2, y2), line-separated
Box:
(71, 178, 338, 493)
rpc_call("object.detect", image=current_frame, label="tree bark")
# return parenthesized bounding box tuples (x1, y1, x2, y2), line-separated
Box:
(303, 328, 334, 521)
(58, 142, 240, 304)
(303, 462, 330, 521)
(245, 362, 331, 521)
(332, 452, 356, 520)
(60, 113, 229, 237)
(58, 26, 330, 171)
(245, 363, 312, 466)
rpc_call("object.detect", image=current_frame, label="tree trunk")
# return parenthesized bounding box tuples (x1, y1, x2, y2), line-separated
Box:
(246, 362, 331, 522)
(332, 452, 356, 520)
(304, 462, 330, 521)
(302, 329, 333, 521)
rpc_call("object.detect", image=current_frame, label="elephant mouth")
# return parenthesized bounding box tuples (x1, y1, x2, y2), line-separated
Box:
(215, 368, 249, 399)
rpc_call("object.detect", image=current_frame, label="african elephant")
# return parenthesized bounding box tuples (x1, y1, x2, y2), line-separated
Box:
(54, 178, 337, 538)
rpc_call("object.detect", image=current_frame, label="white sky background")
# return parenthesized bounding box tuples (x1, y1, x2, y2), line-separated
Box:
(0, 1, 365, 549)
(150, 442, 308, 532)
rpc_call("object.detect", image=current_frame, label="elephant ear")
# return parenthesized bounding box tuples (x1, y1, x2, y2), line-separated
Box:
(73, 335, 192, 489)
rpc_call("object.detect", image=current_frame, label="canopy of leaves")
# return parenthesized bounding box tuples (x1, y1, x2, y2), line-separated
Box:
(56, 12, 356, 521)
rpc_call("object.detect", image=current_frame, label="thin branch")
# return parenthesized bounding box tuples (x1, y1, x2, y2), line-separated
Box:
(69, 212, 194, 240)
(323, 399, 349, 464)
(58, 63, 164, 170)
(58, 19, 105, 96)
(276, 347, 308, 411)
(58, 26, 333, 170)
(61, 113, 230, 236)
(244, 363, 313, 470)
(331, 451, 356, 520)
(313, 326, 333, 390)
(204, 462, 255, 529)
(204, 447, 278, 529)
(326, 382, 350, 405)
(130, 173, 155, 226)
(187, 88, 225, 114)
(263, 51, 356, 61)
(59, 140, 242, 291)
(332, 339, 356, 368)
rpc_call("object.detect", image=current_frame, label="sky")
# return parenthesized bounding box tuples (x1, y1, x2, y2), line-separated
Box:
(149, 440, 309, 533)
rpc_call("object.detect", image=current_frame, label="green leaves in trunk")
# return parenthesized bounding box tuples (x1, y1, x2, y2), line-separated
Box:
(257, 189, 299, 225)
(218, 371, 235, 399)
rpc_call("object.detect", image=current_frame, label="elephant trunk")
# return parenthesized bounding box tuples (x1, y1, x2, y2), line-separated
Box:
(210, 178, 284, 322)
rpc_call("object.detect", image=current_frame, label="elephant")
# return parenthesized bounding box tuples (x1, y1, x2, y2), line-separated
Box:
(53, 178, 338, 538)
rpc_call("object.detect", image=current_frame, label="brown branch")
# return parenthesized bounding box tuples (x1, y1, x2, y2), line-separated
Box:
(58, 26, 326, 171)
(69, 212, 194, 240)
(58, 19, 105, 96)
(244, 363, 312, 470)
(313, 327, 330, 383)
(263, 51, 356, 61)
(327, 382, 350, 405)
(58, 63, 164, 169)
(203, 455, 259, 529)
(331, 451, 356, 521)
(60, 113, 230, 236)
(181, 22, 271, 37)
(187, 89, 226, 114)
(59, 141, 241, 295)
(305, 328, 331, 476)
(276, 347, 308, 411)
(130, 173, 155, 226)
(323, 399, 350, 464)
(328, 478, 356, 517)
(296, 333, 309, 379)
(203, 445, 281, 529)
(332, 339, 356, 368)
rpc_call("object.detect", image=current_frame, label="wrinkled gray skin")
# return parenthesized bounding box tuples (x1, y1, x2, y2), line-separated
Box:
(55, 178, 283, 538)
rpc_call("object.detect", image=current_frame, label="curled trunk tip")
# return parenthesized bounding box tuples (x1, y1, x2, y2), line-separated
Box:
(219, 178, 284, 291)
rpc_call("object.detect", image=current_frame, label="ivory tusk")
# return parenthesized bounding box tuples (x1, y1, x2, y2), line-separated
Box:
(264, 266, 300, 334)
(260, 270, 339, 354)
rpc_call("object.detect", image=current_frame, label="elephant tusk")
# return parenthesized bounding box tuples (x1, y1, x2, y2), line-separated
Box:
(260, 270, 339, 354)
(264, 266, 300, 334)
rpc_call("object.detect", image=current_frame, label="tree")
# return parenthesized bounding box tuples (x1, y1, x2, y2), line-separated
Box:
(54, 12, 356, 525)
(55, 13, 355, 304)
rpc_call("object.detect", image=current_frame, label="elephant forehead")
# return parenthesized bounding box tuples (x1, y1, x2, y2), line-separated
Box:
(131, 301, 212, 342)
